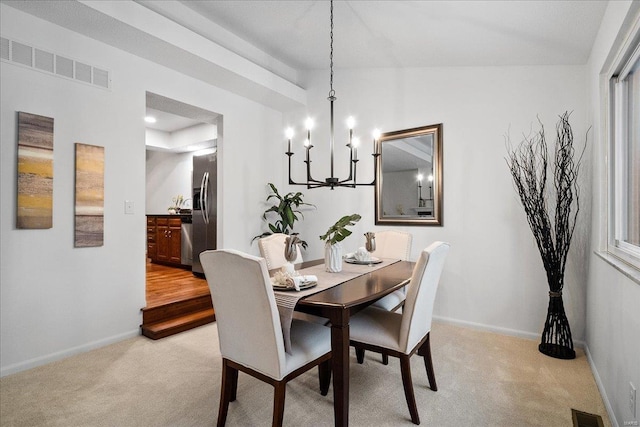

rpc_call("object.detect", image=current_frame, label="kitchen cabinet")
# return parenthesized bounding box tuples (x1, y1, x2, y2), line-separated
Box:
(147, 215, 182, 266)
(147, 217, 157, 261)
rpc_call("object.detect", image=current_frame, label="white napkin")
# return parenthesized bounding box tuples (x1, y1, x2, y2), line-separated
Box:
(288, 275, 318, 291)
(354, 247, 371, 261)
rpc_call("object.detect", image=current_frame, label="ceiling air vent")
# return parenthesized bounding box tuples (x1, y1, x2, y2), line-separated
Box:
(0, 35, 111, 90)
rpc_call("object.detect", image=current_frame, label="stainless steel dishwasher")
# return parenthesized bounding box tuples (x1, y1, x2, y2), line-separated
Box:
(180, 215, 193, 266)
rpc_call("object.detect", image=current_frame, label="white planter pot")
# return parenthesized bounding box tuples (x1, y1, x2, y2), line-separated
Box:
(325, 242, 343, 273)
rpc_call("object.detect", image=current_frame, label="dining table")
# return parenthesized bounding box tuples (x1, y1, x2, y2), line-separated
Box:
(271, 258, 416, 427)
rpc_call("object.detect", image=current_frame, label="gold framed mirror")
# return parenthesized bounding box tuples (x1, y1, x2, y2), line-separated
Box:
(375, 123, 443, 226)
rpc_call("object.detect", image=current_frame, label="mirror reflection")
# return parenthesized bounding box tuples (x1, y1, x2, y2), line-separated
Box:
(376, 124, 443, 226)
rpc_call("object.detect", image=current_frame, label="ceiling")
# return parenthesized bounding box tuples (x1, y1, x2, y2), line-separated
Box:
(134, 1, 607, 144)
(145, 108, 202, 133)
(140, 0, 608, 70)
(145, 92, 218, 151)
(3, 0, 609, 135)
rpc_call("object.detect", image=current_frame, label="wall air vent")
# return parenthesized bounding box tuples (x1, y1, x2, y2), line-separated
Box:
(55, 55, 73, 78)
(1, 37, 10, 61)
(11, 41, 32, 67)
(75, 61, 92, 83)
(35, 49, 54, 73)
(0, 35, 111, 90)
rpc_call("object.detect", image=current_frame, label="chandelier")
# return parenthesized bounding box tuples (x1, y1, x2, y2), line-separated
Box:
(285, 0, 379, 189)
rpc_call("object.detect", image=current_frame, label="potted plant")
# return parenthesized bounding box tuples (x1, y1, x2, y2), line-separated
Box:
(253, 183, 314, 249)
(505, 112, 586, 359)
(319, 214, 361, 272)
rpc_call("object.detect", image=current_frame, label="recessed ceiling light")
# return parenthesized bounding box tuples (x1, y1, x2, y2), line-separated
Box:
(144, 116, 157, 123)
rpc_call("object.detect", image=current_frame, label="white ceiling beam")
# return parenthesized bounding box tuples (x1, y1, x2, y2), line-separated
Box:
(3, 0, 306, 111)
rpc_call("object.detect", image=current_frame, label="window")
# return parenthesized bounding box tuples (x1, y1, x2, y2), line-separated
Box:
(609, 36, 640, 268)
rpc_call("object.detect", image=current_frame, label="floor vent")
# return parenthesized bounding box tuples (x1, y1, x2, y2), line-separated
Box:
(571, 409, 605, 427)
(0, 35, 110, 90)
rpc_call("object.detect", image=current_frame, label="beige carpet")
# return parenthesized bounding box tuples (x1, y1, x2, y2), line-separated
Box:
(0, 322, 610, 427)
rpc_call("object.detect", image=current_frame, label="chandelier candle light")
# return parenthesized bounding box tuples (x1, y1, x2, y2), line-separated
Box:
(285, 0, 380, 189)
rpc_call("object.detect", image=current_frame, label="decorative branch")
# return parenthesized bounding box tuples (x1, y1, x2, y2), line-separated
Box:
(505, 112, 586, 292)
(505, 111, 587, 359)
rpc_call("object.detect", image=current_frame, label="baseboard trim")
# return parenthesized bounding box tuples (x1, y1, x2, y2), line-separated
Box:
(433, 315, 586, 349)
(433, 315, 541, 341)
(584, 344, 619, 427)
(0, 329, 140, 378)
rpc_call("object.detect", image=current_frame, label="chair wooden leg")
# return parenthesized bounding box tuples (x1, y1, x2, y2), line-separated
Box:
(217, 359, 237, 427)
(229, 365, 239, 402)
(382, 354, 389, 365)
(272, 382, 286, 427)
(318, 359, 332, 396)
(418, 332, 437, 391)
(400, 355, 420, 425)
(355, 347, 365, 364)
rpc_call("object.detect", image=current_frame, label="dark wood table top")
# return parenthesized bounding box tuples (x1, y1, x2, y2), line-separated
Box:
(301, 261, 413, 306)
(274, 259, 415, 315)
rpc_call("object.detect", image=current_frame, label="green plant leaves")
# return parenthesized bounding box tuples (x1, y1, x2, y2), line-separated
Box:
(252, 183, 315, 247)
(319, 214, 361, 245)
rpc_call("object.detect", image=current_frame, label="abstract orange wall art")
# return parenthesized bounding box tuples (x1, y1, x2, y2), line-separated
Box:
(17, 112, 54, 229)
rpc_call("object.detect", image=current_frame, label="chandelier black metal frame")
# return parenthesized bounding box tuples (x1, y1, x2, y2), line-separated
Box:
(285, 0, 379, 189)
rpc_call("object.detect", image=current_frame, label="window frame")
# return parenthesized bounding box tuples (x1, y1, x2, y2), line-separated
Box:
(606, 27, 640, 271)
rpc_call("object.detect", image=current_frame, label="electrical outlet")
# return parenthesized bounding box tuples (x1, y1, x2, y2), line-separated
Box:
(631, 382, 637, 418)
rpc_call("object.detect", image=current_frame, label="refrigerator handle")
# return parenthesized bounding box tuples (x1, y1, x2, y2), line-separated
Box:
(199, 172, 207, 224)
(203, 172, 210, 225)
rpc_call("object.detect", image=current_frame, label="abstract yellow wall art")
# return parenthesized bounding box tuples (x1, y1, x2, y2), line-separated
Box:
(74, 143, 104, 247)
(17, 112, 54, 229)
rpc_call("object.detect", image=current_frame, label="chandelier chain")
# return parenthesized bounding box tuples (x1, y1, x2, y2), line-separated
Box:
(329, 0, 335, 98)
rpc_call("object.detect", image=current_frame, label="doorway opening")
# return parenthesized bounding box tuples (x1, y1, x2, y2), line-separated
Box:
(142, 91, 221, 339)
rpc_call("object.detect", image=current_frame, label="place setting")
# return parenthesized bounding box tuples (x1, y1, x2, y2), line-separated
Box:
(271, 268, 317, 292)
(344, 245, 382, 265)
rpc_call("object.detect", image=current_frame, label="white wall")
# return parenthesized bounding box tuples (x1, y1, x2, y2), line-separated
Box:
(285, 64, 590, 342)
(0, 5, 283, 376)
(585, 2, 640, 426)
(145, 150, 194, 214)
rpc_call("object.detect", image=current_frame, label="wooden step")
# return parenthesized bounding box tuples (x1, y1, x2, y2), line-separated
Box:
(142, 294, 213, 325)
(141, 308, 216, 340)
(143, 261, 215, 340)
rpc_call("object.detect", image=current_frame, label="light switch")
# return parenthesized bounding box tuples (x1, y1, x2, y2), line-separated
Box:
(124, 200, 134, 215)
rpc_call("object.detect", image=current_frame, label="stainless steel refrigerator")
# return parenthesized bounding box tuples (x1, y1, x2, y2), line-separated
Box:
(192, 152, 217, 276)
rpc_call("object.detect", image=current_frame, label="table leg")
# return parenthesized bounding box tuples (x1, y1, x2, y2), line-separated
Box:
(330, 311, 350, 427)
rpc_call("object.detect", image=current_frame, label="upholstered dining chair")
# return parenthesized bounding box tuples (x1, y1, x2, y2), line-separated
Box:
(199, 249, 332, 427)
(258, 233, 303, 270)
(365, 230, 413, 365)
(369, 230, 413, 312)
(349, 241, 450, 425)
(258, 233, 327, 325)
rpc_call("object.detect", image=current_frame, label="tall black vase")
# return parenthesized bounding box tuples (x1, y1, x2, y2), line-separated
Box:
(539, 291, 576, 359)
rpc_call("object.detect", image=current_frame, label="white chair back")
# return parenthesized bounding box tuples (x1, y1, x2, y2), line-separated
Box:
(258, 233, 303, 270)
(370, 230, 412, 261)
(399, 242, 450, 353)
(200, 249, 286, 379)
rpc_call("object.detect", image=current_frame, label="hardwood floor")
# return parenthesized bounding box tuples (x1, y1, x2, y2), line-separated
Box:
(143, 261, 215, 339)
(146, 261, 209, 307)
